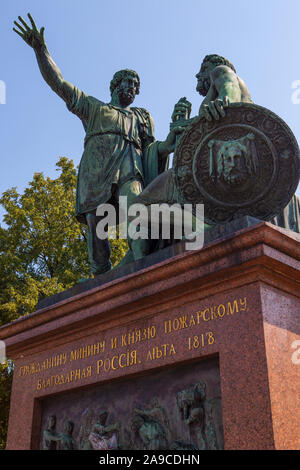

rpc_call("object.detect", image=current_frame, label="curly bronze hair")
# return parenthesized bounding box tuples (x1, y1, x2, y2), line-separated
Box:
(110, 69, 140, 96)
(202, 54, 236, 73)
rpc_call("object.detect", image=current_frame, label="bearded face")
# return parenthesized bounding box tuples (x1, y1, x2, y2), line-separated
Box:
(218, 144, 249, 187)
(116, 74, 139, 106)
(196, 77, 211, 96)
(196, 61, 213, 96)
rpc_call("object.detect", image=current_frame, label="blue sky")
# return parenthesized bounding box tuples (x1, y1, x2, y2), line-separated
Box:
(1, 0, 300, 223)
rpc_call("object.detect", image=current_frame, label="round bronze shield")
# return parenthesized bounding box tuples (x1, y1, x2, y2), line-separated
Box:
(173, 102, 300, 224)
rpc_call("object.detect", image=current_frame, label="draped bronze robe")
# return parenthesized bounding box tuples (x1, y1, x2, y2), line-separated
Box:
(66, 86, 166, 223)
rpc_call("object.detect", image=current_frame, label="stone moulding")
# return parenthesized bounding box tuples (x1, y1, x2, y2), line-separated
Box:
(2, 220, 300, 450)
(1, 220, 299, 359)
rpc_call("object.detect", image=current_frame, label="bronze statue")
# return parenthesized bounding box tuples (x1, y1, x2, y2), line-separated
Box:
(177, 381, 219, 450)
(132, 54, 300, 231)
(13, 13, 184, 274)
(133, 54, 253, 210)
(14, 12, 300, 262)
(78, 408, 95, 450)
(88, 410, 119, 450)
(196, 54, 252, 116)
(131, 402, 169, 450)
(58, 420, 76, 450)
(42, 415, 61, 450)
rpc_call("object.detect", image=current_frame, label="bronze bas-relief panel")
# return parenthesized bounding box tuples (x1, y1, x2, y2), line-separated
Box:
(39, 356, 223, 450)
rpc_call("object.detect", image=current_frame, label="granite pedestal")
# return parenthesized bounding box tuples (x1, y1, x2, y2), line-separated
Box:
(1, 219, 299, 450)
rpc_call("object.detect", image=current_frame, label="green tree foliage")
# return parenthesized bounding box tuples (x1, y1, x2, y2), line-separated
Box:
(0, 157, 128, 324)
(0, 156, 128, 448)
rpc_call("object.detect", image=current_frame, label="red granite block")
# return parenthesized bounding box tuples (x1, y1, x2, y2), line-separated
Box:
(1, 222, 299, 449)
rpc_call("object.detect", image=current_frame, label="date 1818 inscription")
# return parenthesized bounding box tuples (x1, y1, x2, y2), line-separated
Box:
(17, 297, 248, 392)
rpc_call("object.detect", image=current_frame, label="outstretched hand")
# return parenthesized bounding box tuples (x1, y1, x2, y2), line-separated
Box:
(13, 13, 46, 50)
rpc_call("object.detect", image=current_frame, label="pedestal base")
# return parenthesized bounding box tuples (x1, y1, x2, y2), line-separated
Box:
(1, 220, 299, 450)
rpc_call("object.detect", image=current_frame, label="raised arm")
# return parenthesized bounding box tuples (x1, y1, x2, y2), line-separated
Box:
(13, 13, 73, 105)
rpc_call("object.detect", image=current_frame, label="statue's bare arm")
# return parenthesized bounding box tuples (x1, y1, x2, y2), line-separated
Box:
(211, 65, 242, 102)
(43, 430, 63, 442)
(199, 65, 243, 121)
(13, 14, 73, 105)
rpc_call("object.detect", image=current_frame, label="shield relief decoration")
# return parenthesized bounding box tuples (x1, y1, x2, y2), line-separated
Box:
(173, 103, 300, 225)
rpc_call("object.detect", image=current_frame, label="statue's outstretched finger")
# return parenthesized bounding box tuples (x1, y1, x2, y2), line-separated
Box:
(18, 16, 31, 30)
(13, 21, 27, 34)
(27, 13, 38, 31)
(13, 27, 24, 38)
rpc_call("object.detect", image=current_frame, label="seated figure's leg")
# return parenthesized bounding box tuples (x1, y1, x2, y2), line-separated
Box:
(86, 212, 112, 275)
(119, 179, 152, 260)
(129, 169, 212, 245)
(133, 169, 177, 206)
(129, 169, 180, 248)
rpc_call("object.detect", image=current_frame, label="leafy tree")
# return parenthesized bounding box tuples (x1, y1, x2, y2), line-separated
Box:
(0, 156, 128, 448)
(0, 156, 128, 323)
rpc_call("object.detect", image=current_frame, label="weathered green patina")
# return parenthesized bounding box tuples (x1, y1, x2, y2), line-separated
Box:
(132, 54, 253, 215)
(66, 84, 162, 222)
(13, 16, 300, 271)
(13, 14, 183, 274)
(134, 54, 300, 233)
